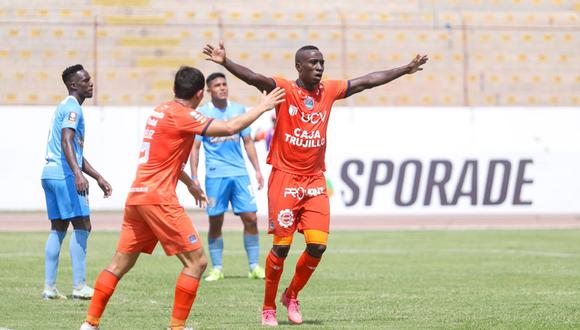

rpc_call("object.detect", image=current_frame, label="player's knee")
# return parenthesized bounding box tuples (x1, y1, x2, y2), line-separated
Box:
(51, 220, 69, 232)
(306, 243, 327, 258)
(71, 217, 92, 232)
(272, 245, 290, 258)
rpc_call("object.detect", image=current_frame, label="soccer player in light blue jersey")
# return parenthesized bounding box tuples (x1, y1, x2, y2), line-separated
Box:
(189, 72, 266, 281)
(41, 64, 112, 300)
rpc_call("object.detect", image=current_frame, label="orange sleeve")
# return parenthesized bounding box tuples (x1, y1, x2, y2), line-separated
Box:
(273, 77, 290, 90)
(175, 109, 213, 136)
(325, 80, 349, 100)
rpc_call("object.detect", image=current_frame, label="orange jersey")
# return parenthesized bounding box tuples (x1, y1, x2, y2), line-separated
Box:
(267, 77, 348, 175)
(126, 101, 213, 205)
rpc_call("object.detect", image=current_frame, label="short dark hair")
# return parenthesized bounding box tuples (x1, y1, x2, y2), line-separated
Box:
(206, 72, 226, 86)
(295, 45, 320, 62)
(62, 64, 84, 85)
(174, 66, 205, 99)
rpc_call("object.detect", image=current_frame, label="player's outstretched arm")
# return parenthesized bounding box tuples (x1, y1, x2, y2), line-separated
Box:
(204, 87, 285, 137)
(82, 157, 112, 198)
(189, 139, 202, 186)
(203, 40, 276, 93)
(180, 171, 207, 208)
(346, 54, 428, 97)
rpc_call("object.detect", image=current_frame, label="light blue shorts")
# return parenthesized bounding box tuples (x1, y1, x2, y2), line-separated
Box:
(41, 177, 90, 220)
(205, 175, 257, 216)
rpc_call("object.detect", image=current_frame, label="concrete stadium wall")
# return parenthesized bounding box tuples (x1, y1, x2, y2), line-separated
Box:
(1, 106, 579, 215)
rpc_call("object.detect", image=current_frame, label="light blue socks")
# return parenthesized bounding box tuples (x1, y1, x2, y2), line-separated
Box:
(244, 234, 260, 271)
(70, 229, 89, 287)
(208, 236, 224, 270)
(44, 230, 66, 287)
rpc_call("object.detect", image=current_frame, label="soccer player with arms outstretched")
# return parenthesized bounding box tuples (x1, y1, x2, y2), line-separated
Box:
(80, 66, 284, 330)
(203, 41, 428, 326)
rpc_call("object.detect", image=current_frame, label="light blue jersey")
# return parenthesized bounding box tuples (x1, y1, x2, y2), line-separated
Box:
(41, 96, 85, 179)
(196, 101, 251, 178)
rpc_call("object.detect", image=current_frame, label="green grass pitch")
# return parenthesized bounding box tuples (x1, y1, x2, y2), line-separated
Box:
(0, 230, 579, 329)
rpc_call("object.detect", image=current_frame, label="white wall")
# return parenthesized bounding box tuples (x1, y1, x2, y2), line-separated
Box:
(2, 106, 579, 215)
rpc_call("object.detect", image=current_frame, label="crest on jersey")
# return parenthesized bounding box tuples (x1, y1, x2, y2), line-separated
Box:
(68, 112, 77, 123)
(288, 105, 298, 116)
(304, 96, 314, 110)
(188, 234, 198, 244)
(277, 209, 294, 228)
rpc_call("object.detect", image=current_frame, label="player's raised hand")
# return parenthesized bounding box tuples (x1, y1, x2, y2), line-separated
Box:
(97, 177, 112, 198)
(407, 54, 428, 74)
(203, 40, 226, 65)
(188, 181, 208, 208)
(259, 87, 286, 111)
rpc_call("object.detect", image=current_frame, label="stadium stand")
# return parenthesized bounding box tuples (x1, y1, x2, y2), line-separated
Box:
(0, 0, 577, 106)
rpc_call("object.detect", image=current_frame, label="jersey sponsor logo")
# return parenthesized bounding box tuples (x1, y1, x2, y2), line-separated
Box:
(208, 134, 239, 143)
(300, 111, 326, 124)
(304, 96, 314, 109)
(284, 128, 325, 148)
(288, 105, 298, 116)
(129, 186, 149, 192)
(283, 186, 325, 200)
(143, 128, 155, 140)
(68, 112, 77, 123)
(190, 110, 207, 124)
(277, 208, 294, 228)
(151, 109, 165, 119)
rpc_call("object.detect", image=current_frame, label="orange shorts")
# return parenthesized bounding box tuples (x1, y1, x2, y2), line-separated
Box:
(267, 168, 330, 237)
(117, 204, 202, 256)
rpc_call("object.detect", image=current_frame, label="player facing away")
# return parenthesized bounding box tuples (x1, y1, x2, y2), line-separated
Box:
(80, 66, 285, 330)
(204, 41, 428, 326)
(189, 72, 266, 282)
(41, 64, 112, 300)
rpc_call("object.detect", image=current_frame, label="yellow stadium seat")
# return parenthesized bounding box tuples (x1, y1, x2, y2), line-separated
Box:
(16, 9, 27, 17)
(0, 50, 8, 58)
(293, 12, 305, 20)
(261, 53, 272, 61)
(60, 9, 70, 17)
(9, 29, 19, 37)
(38, 72, 49, 80)
(28, 94, 39, 102)
(230, 12, 241, 20)
(52, 95, 62, 103)
(92, 0, 150, 6)
(20, 51, 31, 59)
(37, 9, 48, 17)
(53, 29, 64, 38)
(5, 94, 16, 102)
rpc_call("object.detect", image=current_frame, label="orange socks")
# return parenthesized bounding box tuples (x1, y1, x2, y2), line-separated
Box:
(263, 251, 286, 310)
(171, 272, 200, 328)
(86, 270, 120, 326)
(287, 251, 321, 299)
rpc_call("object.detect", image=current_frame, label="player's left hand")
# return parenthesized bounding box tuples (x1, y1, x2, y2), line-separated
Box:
(188, 182, 208, 208)
(407, 54, 428, 74)
(97, 177, 112, 198)
(256, 171, 264, 190)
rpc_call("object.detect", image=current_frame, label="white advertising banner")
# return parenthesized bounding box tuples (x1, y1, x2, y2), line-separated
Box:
(0, 106, 578, 215)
